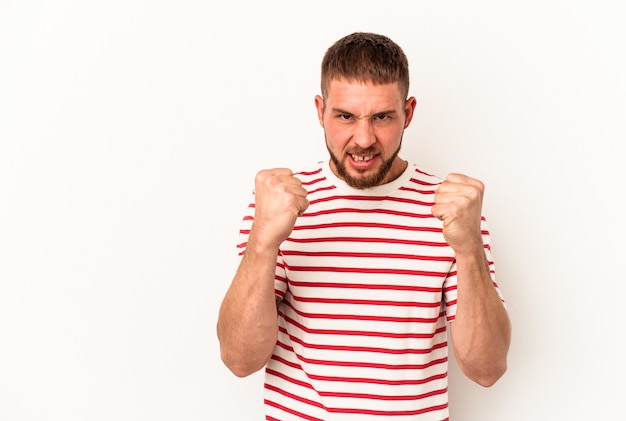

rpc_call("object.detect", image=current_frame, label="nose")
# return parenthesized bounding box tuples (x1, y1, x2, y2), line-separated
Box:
(353, 119, 376, 148)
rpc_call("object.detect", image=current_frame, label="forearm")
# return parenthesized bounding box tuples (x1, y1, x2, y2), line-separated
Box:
(217, 238, 280, 377)
(450, 248, 511, 387)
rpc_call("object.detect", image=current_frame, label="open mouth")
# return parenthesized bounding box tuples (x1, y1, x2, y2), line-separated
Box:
(350, 154, 375, 162)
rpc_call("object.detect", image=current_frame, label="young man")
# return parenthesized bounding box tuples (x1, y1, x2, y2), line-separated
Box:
(217, 32, 511, 420)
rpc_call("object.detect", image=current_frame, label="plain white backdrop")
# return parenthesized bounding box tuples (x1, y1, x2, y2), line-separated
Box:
(1, 1, 625, 420)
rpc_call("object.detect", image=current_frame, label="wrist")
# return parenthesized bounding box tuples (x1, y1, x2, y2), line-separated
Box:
(246, 232, 281, 257)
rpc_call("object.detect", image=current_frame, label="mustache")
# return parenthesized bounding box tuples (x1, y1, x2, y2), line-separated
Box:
(346, 147, 378, 155)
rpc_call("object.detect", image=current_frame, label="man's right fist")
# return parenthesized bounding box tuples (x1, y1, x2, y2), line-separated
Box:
(250, 168, 310, 249)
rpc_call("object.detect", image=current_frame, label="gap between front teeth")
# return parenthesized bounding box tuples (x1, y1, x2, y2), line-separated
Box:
(352, 155, 374, 161)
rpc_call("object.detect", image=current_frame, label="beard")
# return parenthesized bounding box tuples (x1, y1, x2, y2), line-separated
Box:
(326, 136, 403, 189)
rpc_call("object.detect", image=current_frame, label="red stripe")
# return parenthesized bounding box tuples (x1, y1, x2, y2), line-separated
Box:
(307, 372, 447, 387)
(318, 386, 448, 402)
(301, 177, 325, 186)
(275, 342, 449, 370)
(309, 195, 434, 206)
(271, 354, 303, 371)
(264, 398, 324, 421)
(268, 366, 447, 397)
(292, 221, 442, 232)
(283, 314, 446, 339)
(266, 357, 448, 386)
(285, 265, 448, 278)
(303, 207, 435, 218)
(282, 300, 445, 323)
(308, 185, 336, 195)
(281, 250, 454, 262)
(409, 174, 438, 183)
(267, 368, 315, 391)
(399, 186, 437, 194)
(288, 280, 443, 293)
(295, 168, 323, 177)
(326, 402, 449, 417)
(286, 236, 448, 247)
(279, 326, 448, 355)
(291, 295, 442, 308)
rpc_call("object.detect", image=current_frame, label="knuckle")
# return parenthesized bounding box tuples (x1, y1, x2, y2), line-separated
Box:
(255, 169, 270, 184)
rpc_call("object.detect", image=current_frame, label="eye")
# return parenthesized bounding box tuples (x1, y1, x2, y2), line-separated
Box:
(374, 113, 389, 120)
(339, 113, 353, 120)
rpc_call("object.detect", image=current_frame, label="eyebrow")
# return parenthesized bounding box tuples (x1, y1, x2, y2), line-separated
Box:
(331, 107, 398, 116)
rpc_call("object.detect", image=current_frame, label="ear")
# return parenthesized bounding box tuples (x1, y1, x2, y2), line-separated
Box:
(314, 95, 325, 127)
(403, 96, 418, 129)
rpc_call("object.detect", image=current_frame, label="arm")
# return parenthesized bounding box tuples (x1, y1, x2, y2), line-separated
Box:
(432, 173, 512, 387)
(216, 168, 309, 377)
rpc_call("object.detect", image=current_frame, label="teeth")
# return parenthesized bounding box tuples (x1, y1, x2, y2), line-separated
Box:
(352, 155, 374, 162)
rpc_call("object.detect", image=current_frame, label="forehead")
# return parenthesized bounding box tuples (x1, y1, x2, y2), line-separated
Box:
(324, 79, 404, 111)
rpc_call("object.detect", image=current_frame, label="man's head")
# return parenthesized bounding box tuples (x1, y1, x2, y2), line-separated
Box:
(316, 33, 416, 189)
(320, 32, 410, 101)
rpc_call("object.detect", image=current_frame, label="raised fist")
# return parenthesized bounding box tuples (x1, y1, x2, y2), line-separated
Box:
(431, 173, 485, 254)
(250, 168, 310, 249)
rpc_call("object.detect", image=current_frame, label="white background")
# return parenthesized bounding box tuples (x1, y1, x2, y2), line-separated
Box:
(1, 1, 625, 420)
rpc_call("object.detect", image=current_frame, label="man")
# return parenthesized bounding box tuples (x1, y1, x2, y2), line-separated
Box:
(217, 32, 511, 420)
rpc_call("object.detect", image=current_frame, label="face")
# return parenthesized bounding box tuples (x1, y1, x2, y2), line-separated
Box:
(315, 79, 417, 189)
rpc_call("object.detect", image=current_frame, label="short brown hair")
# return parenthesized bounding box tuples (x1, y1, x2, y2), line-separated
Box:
(320, 32, 410, 99)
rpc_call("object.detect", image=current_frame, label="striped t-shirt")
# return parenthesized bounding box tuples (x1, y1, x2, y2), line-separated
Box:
(236, 160, 503, 420)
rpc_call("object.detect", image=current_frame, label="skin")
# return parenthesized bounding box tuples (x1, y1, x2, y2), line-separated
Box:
(314, 79, 416, 189)
(217, 78, 511, 386)
(216, 168, 309, 377)
(432, 173, 511, 386)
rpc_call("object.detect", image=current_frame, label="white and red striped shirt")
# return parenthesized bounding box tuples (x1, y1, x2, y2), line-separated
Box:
(236, 161, 503, 420)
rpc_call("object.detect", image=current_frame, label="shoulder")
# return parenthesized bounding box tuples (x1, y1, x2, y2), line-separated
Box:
(404, 162, 444, 187)
(292, 161, 336, 195)
(293, 161, 325, 182)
